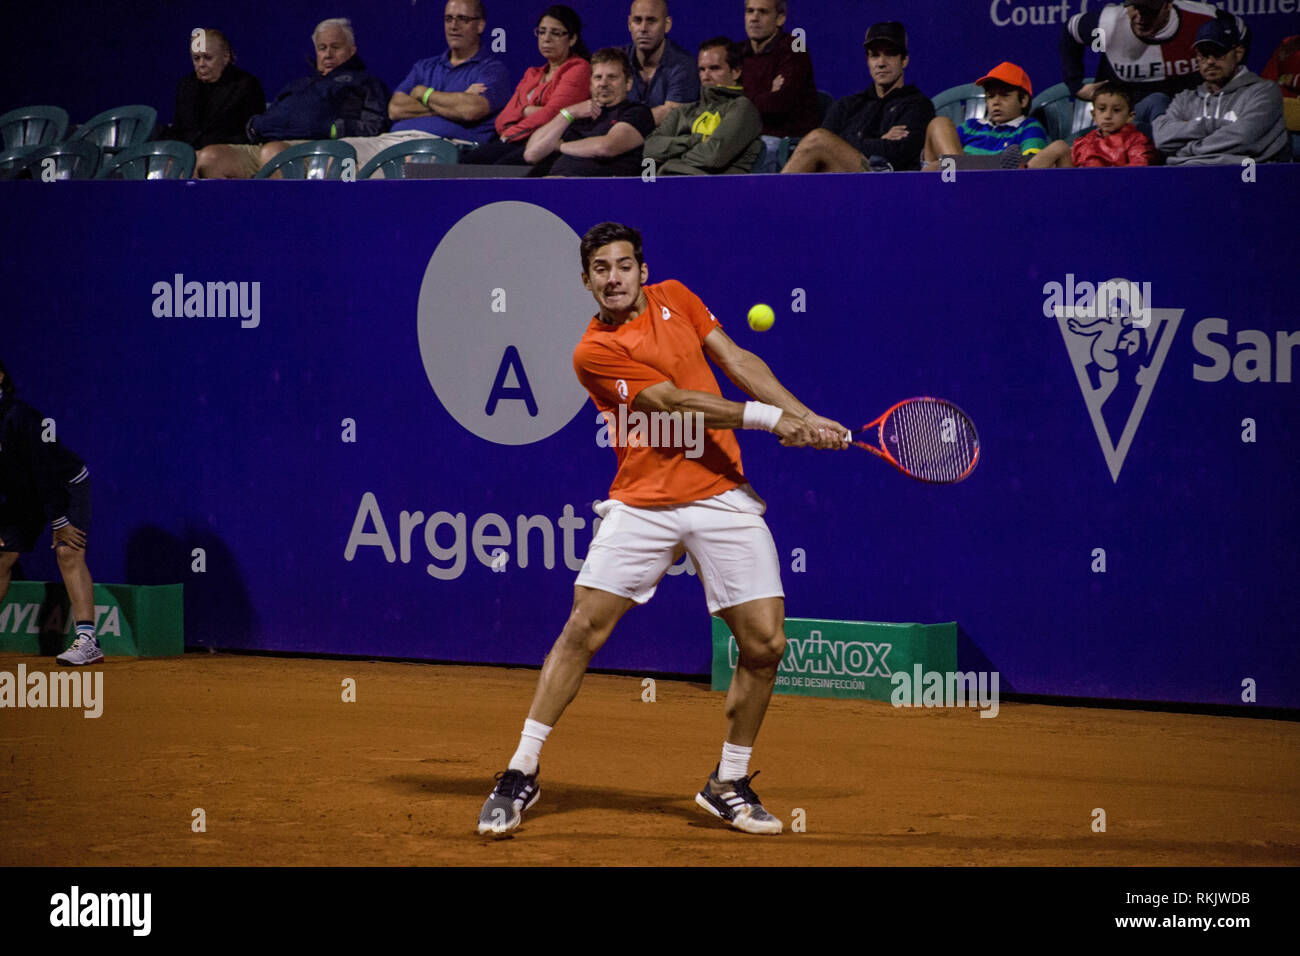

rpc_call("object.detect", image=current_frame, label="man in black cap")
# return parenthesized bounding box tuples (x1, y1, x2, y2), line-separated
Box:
(1153, 16, 1287, 166)
(781, 22, 933, 172)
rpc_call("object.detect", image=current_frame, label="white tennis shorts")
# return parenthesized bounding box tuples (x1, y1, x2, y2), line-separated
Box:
(575, 484, 784, 615)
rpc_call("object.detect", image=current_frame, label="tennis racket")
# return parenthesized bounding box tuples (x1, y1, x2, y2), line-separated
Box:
(850, 397, 980, 484)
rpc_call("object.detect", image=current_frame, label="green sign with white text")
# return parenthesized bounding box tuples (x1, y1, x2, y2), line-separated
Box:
(0, 582, 184, 658)
(711, 617, 957, 702)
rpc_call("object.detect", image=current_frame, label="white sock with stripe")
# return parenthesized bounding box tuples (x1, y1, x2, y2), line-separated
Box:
(718, 741, 752, 782)
(507, 719, 551, 775)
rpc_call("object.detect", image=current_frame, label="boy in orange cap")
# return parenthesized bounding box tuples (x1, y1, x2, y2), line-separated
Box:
(922, 61, 1049, 168)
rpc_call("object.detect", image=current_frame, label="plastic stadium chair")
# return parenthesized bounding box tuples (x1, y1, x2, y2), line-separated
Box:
(358, 137, 459, 179)
(97, 140, 196, 179)
(0, 148, 37, 178)
(931, 83, 987, 125)
(68, 105, 158, 158)
(0, 105, 69, 152)
(1067, 77, 1097, 142)
(3, 140, 101, 180)
(254, 139, 357, 179)
(1031, 83, 1074, 143)
(1034, 76, 1099, 143)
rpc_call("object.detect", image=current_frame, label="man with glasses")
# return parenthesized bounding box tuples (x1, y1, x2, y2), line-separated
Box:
(1153, 16, 1287, 165)
(1061, 1, 1247, 130)
(624, 0, 699, 126)
(341, 0, 511, 172)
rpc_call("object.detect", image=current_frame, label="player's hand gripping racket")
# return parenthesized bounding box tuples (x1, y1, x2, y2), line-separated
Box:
(850, 397, 980, 484)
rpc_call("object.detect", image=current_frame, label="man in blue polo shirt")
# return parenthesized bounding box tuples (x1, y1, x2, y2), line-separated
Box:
(342, 0, 511, 171)
(624, 0, 699, 125)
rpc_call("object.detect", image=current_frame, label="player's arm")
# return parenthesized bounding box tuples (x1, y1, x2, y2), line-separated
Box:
(702, 327, 848, 444)
(633, 381, 826, 447)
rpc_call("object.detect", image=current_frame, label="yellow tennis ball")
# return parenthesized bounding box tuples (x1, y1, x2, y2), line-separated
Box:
(748, 303, 775, 331)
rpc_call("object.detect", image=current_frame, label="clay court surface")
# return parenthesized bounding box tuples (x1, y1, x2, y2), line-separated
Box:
(1, 653, 1297, 867)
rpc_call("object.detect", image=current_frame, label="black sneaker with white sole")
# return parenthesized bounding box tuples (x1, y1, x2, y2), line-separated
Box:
(476, 767, 540, 835)
(695, 765, 783, 835)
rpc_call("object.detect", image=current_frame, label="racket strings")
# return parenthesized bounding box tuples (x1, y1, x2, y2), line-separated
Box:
(887, 401, 977, 482)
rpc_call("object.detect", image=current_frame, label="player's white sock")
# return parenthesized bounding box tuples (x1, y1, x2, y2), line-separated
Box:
(75, 621, 96, 644)
(718, 741, 752, 782)
(507, 719, 551, 775)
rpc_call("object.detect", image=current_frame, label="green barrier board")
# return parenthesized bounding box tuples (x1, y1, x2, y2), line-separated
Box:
(712, 617, 958, 702)
(0, 582, 183, 657)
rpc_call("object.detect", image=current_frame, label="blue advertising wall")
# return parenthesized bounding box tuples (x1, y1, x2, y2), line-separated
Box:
(6, 1, 1300, 126)
(2, 167, 1297, 709)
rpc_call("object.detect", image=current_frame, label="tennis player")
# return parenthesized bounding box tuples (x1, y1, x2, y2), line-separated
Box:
(477, 222, 849, 836)
(0, 360, 103, 665)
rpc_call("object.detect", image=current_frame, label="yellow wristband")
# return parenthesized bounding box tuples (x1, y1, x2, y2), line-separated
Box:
(422, 88, 434, 107)
(560, 108, 575, 123)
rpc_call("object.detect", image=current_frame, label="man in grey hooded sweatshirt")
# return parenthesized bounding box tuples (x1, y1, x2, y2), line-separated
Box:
(1154, 16, 1288, 166)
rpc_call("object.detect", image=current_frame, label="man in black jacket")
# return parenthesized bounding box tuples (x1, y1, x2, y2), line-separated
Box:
(782, 22, 933, 173)
(196, 18, 391, 178)
(162, 28, 266, 149)
(0, 362, 103, 666)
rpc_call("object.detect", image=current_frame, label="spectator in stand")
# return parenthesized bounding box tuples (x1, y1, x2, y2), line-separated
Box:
(340, 0, 511, 172)
(740, 0, 818, 172)
(1260, 34, 1300, 158)
(523, 48, 655, 177)
(464, 6, 591, 168)
(623, 0, 699, 126)
(1060, 1, 1248, 132)
(161, 28, 265, 150)
(782, 21, 933, 173)
(1153, 17, 1287, 166)
(642, 38, 762, 175)
(195, 18, 390, 178)
(1032, 82, 1157, 167)
(1262, 34, 1300, 100)
(922, 62, 1049, 169)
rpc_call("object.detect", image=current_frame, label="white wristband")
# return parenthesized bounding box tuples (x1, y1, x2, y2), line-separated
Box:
(742, 401, 783, 431)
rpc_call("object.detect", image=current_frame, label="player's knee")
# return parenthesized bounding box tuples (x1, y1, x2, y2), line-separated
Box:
(739, 630, 786, 669)
(0, 552, 17, 575)
(54, 545, 84, 571)
(559, 607, 607, 656)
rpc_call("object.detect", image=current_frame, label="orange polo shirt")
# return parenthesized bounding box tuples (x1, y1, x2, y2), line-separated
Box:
(573, 280, 746, 507)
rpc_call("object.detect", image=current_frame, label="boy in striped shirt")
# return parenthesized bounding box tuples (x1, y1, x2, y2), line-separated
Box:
(923, 62, 1049, 169)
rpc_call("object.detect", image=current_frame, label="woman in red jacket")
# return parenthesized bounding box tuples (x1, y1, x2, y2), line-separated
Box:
(464, 5, 591, 167)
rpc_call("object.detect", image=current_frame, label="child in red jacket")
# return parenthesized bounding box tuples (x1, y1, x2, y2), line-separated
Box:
(1032, 82, 1156, 168)
(1070, 83, 1157, 166)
